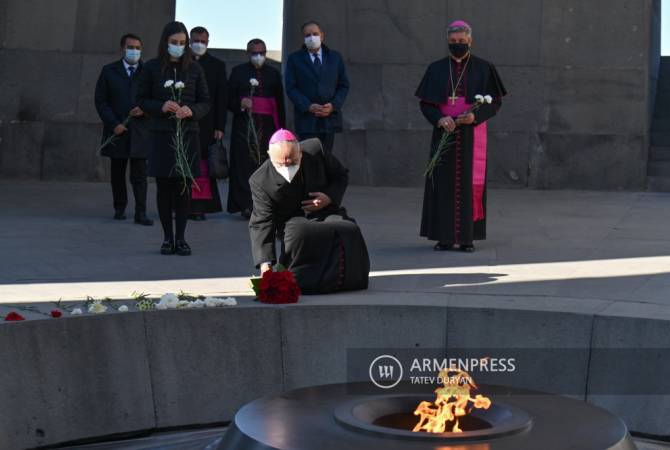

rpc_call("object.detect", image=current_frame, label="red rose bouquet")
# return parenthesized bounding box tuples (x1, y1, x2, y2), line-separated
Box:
(250, 265, 301, 304)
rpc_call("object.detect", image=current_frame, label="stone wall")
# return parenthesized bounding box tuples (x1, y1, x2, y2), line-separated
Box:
(0, 0, 175, 181)
(283, 0, 661, 190)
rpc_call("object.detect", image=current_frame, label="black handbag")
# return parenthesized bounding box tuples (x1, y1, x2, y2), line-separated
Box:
(208, 139, 229, 179)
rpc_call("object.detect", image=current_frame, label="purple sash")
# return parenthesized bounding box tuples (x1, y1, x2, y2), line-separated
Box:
(242, 96, 279, 130)
(438, 97, 487, 221)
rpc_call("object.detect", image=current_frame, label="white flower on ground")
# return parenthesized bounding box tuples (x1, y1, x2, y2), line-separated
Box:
(88, 300, 107, 314)
(71, 308, 83, 315)
(204, 297, 219, 308)
(164, 80, 175, 88)
(249, 78, 259, 87)
(174, 81, 185, 89)
(221, 297, 238, 306)
(474, 94, 484, 103)
(176, 300, 190, 308)
(484, 95, 493, 104)
(187, 299, 206, 308)
(158, 293, 180, 309)
(118, 305, 129, 312)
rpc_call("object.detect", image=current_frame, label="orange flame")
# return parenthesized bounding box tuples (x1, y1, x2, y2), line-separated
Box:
(412, 368, 491, 433)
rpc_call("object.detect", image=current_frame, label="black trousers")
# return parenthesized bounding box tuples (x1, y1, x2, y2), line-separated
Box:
(299, 133, 335, 154)
(110, 158, 148, 215)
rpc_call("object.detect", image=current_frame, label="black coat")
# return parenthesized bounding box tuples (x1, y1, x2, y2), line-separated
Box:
(135, 59, 210, 178)
(195, 53, 227, 156)
(248, 148, 348, 267)
(94, 59, 148, 159)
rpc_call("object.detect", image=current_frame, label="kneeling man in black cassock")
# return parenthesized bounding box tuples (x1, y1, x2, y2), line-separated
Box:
(249, 129, 369, 294)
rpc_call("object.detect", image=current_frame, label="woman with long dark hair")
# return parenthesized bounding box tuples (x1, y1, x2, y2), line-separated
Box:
(136, 21, 210, 255)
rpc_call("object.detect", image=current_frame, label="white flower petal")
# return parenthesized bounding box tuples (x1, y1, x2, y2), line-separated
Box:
(164, 80, 175, 88)
(484, 95, 493, 104)
(71, 308, 83, 315)
(174, 81, 185, 89)
(118, 305, 129, 312)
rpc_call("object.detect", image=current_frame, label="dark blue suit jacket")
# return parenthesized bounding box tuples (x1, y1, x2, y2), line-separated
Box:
(94, 59, 147, 158)
(284, 45, 350, 135)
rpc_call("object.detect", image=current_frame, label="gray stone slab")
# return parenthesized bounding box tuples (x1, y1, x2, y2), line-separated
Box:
(42, 122, 106, 181)
(447, 0, 543, 67)
(530, 133, 646, 190)
(488, 66, 545, 134)
(338, 130, 372, 185)
(281, 305, 447, 390)
(541, 0, 651, 69)
(0, 121, 45, 179)
(77, 54, 119, 125)
(362, 129, 429, 186)
(0, 314, 155, 449)
(446, 307, 593, 396)
(3, 0, 78, 51)
(341, 64, 384, 130)
(382, 64, 433, 131)
(587, 315, 670, 435)
(144, 307, 283, 428)
(487, 131, 531, 187)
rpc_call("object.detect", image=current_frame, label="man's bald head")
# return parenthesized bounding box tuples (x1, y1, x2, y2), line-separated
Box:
(268, 140, 301, 167)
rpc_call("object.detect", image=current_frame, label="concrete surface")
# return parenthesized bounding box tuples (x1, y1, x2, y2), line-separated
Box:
(1, 181, 670, 447)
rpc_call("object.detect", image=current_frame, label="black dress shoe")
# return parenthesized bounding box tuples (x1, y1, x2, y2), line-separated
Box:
(134, 214, 154, 226)
(460, 245, 475, 253)
(175, 240, 192, 256)
(241, 209, 252, 220)
(113, 211, 126, 220)
(433, 242, 453, 251)
(160, 240, 175, 255)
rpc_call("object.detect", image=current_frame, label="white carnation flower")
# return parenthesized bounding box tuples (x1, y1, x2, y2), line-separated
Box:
(188, 299, 205, 308)
(176, 300, 190, 308)
(484, 95, 493, 104)
(474, 94, 484, 103)
(249, 78, 259, 87)
(71, 308, 83, 315)
(88, 300, 108, 314)
(174, 81, 185, 89)
(204, 297, 219, 308)
(155, 303, 168, 310)
(118, 305, 129, 313)
(164, 80, 175, 88)
(221, 297, 238, 306)
(158, 293, 180, 309)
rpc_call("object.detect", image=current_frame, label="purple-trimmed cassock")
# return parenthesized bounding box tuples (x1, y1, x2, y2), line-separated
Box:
(415, 54, 506, 246)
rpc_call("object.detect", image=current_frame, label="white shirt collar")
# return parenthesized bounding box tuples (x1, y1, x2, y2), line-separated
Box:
(123, 59, 138, 72)
(309, 48, 323, 62)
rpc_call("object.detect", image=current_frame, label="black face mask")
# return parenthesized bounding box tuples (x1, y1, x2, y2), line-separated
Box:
(449, 43, 470, 59)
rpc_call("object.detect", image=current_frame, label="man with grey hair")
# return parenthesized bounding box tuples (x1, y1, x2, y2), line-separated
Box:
(415, 20, 507, 252)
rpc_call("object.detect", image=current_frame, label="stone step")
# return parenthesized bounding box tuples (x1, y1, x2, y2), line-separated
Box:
(647, 175, 670, 192)
(649, 146, 670, 161)
(651, 131, 670, 146)
(647, 160, 670, 177)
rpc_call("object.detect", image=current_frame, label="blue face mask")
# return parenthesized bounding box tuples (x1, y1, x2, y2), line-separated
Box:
(124, 48, 141, 64)
(167, 43, 185, 58)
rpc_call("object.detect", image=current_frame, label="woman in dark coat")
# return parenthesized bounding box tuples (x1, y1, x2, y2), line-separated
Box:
(136, 21, 210, 256)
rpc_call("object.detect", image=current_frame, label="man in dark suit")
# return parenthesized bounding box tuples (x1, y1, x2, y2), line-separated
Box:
(284, 21, 350, 155)
(94, 33, 152, 225)
(249, 129, 369, 294)
(188, 26, 227, 220)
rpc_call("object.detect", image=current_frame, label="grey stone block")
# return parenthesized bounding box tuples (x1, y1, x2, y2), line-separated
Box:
(447, 0, 543, 67)
(382, 64, 433, 131)
(281, 305, 447, 390)
(342, 64, 384, 130)
(42, 122, 106, 181)
(530, 133, 647, 190)
(489, 66, 545, 134)
(0, 314, 155, 449)
(487, 131, 530, 187)
(541, 0, 651, 69)
(3, 0, 78, 51)
(77, 54, 119, 125)
(339, 130, 372, 185)
(144, 307, 283, 428)
(363, 129, 430, 186)
(587, 315, 670, 435)
(0, 121, 45, 179)
(446, 307, 593, 396)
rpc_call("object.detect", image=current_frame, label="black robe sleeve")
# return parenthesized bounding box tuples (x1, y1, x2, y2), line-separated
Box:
(415, 59, 451, 126)
(474, 63, 507, 125)
(216, 60, 228, 132)
(321, 152, 348, 207)
(249, 175, 277, 267)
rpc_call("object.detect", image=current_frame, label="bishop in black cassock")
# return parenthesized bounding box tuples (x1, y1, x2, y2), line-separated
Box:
(415, 20, 506, 252)
(249, 130, 369, 294)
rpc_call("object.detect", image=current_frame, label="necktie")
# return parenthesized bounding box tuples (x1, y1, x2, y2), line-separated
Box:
(128, 66, 135, 78)
(313, 55, 321, 68)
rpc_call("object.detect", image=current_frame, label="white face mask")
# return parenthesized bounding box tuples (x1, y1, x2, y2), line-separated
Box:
(304, 35, 321, 50)
(191, 42, 207, 56)
(250, 54, 266, 68)
(273, 164, 300, 183)
(167, 44, 185, 58)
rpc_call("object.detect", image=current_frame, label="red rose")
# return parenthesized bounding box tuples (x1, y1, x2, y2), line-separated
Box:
(258, 270, 301, 304)
(50, 310, 63, 318)
(4, 311, 25, 321)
